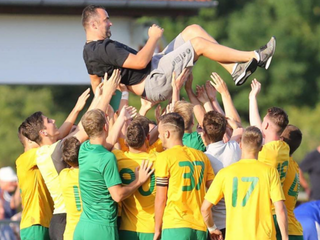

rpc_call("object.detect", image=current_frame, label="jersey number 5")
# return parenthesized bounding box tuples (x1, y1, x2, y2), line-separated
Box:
(179, 161, 205, 191)
(232, 177, 259, 207)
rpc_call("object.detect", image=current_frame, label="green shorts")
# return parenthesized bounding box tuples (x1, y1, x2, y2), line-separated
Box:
(73, 220, 118, 240)
(119, 230, 154, 240)
(20, 225, 50, 240)
(162, 228, 207, 240)
(273, 215, 303, 240)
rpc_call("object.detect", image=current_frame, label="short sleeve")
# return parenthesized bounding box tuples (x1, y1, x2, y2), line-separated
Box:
(155, 154, 169, 178)
(101, 152, 122, 188)
(101, 41, 132, 67)
(205, 170, 224, 205)
(269, 167, 285, 203)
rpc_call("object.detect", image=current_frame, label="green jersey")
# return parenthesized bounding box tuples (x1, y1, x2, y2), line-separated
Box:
(183, 132, 206, 152)
(78, 141, 122, 226)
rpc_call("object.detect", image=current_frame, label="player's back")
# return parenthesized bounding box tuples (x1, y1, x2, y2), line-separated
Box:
(60, 168, 82, 240)
(258, 140, 290, 184)
(217, 159, 284, 240)
(16, 148, 54, 229)
(282, 157, 303, 236)
(113, 149, 157, 233)
(156, 145, 214, 232)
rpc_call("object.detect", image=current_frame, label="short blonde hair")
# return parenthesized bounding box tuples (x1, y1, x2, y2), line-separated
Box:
(241, 126, 263, 152)
(81, 109, 106, 138)
(173, 101, 194, 130)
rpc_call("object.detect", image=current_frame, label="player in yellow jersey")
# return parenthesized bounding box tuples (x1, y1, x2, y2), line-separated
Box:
(275, 125, 303, 240)
(249, 79, 290, 184)
(16, 121, 54, 240)
(154, 113, 215, 240)
(118, 116, 163, 153)
(113, 122, 157, 240)
(201, 126, 288, 240)
(60, 137, 82, 240)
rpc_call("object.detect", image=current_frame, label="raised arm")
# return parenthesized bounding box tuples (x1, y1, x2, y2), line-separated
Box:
(184, 74, 206, 126)
(171, 68, 191, 104)
(210, 73, 241, 125)
(249, 79, 262, 129)
(122, 24, 163, 69)
(196, 85, 214, 112)
(205, 80, 225, 115)
(105, 105, 137, 150)
(90, 74, 102, 93)
(58, 88, 91, 140)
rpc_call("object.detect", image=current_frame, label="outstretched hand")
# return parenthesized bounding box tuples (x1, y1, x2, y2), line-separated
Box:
(205, 80, 217, 102)
(135, 160, 155, 185)
(103, 69, 121, 96)
(249, 79, 261, 99)
(210, 72, 228, 95)
(119, 105, 137, 121)
(75, 88, 91, 112)
(172, 68, 192, 91)
(196, 85, 210, 104)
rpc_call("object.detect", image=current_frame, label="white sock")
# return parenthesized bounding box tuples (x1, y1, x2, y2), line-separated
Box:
(255, 51, 260, 62)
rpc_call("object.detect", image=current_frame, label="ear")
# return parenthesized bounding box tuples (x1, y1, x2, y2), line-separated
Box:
(165, 130, 170, 139)
(103, 123, 108, 132)
(239, 141, 243, 149)
(146, 134, 150, 141)
(265, 122, 269, 130)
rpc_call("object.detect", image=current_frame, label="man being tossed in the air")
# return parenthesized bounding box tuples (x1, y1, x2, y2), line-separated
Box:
(82, 5, 276, 102)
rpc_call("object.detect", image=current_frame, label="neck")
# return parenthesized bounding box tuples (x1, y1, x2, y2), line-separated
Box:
(86, 32, 105, 42)
(90, 135, 106, 146)
(40, 137, 56, 147)
(129, 144, 148, 154)
(264, 133, 280, 144)
(166, 139, 183, 149)
(241, 151, 258, 160)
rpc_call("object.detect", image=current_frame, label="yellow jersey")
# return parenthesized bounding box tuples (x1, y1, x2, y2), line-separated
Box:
(282, 157, 303, 236)
(113, 149, 157, 233)
(155, 145, 215, 232)
(60, 168, 82, 240)
(16, 148, 54, 229)
(36, 142, 66, 214)
(258, 140, 290, 185)
(205, 159, 285, 240)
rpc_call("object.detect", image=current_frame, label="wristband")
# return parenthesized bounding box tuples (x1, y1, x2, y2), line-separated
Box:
(208, 224, 218, 232)
(121, 91, 129, 100)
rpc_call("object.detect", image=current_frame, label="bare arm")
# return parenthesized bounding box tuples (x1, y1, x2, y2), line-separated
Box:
(184, 74, 206, 127)
(201, 200, 223, 240)
(211, 73, 241, 125)
(89, 74, 102, 93)
(154, 186, 167, 240)
(123, 24, 163, 69)
(10, 186, 21, 209)
(109, 160, 154, 202)
(105, 106, 137, 150)
(196, 85, 214, 112)
(171, 68, 191, 104)
(274, 200, 289, 240)
(249, 79, 262, 129)
(58, 88, 91, 140)
(205, 81, 225, 115)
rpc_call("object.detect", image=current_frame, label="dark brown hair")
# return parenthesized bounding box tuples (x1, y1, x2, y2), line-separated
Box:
(203, 111, 226, 142)
(281, 124, 302, 156)
(62, 137, 81, 168)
